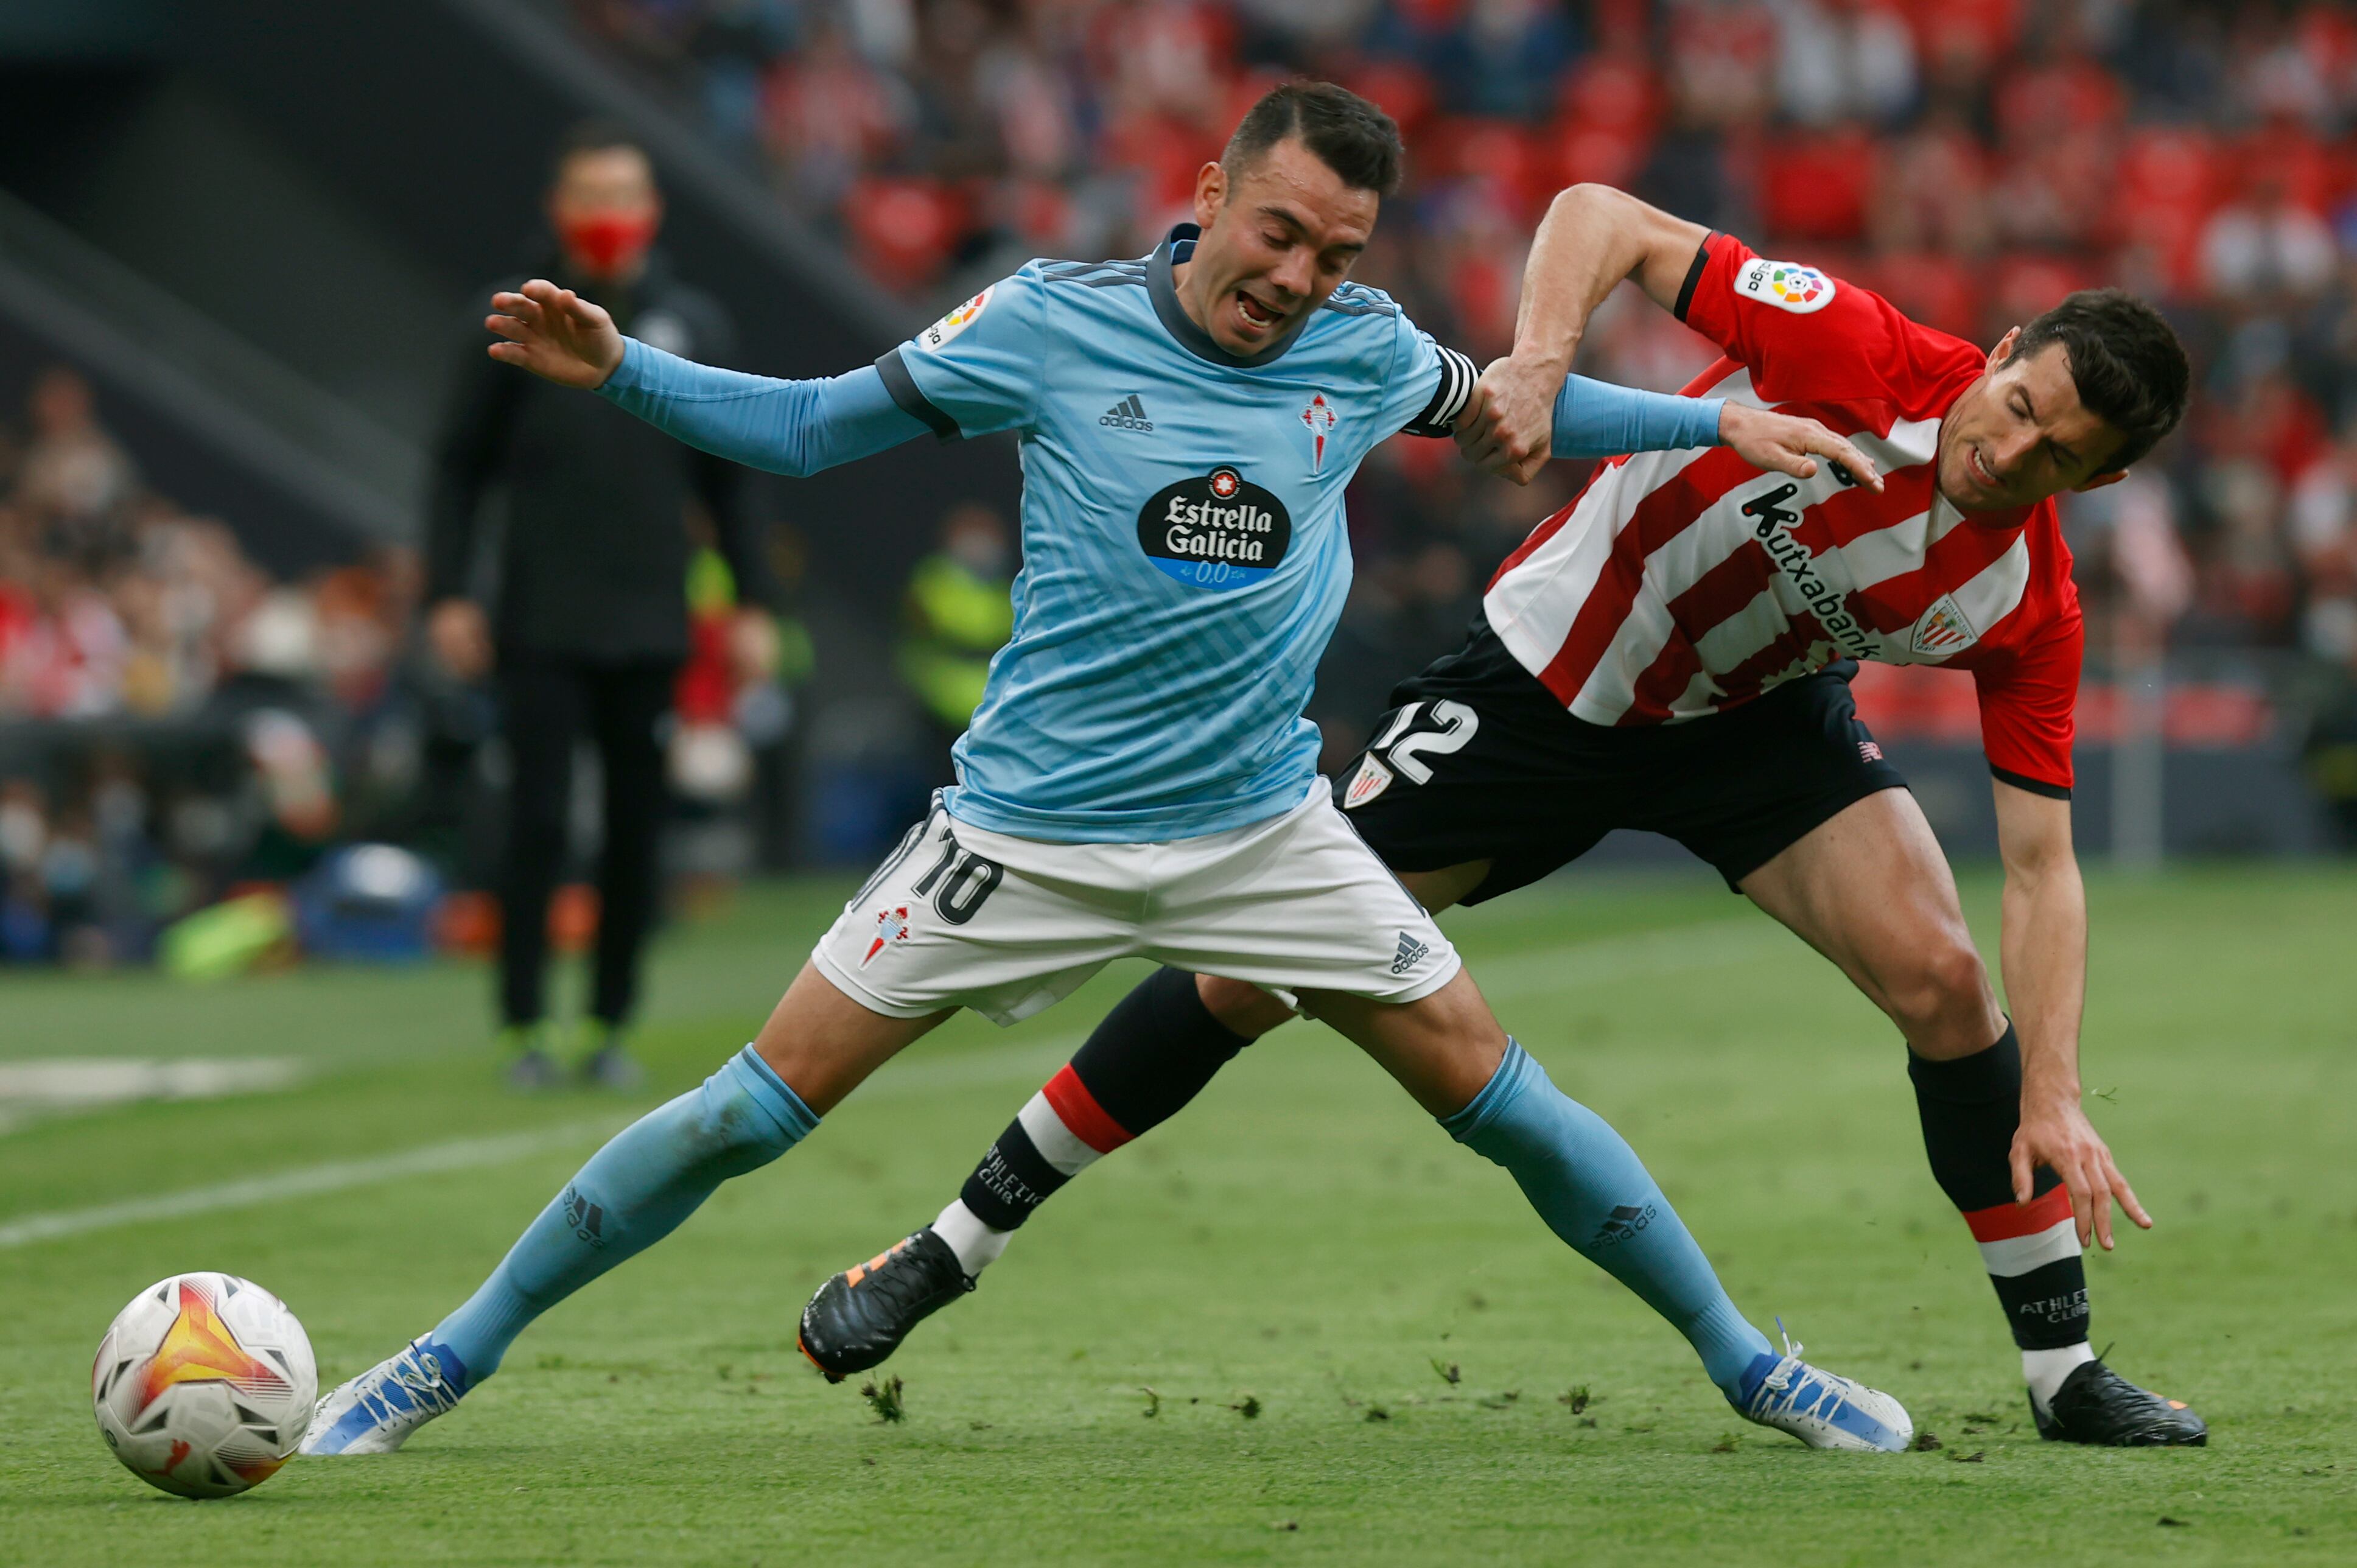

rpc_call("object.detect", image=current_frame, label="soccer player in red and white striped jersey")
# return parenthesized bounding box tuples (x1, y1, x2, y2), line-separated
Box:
(1480, 226, 2084, 779)
(806, 185, 2208, 1446)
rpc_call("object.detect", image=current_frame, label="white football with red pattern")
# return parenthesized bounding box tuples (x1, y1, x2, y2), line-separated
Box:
(91, 1272, 317, 1498)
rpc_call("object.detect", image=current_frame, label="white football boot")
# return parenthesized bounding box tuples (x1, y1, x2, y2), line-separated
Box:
(1737, 1323, 1913, 1452)
(300, 1339, 467, 1457)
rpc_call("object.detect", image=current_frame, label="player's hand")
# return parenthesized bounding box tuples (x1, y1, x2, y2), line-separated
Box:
(1455, 355, 1564, 486)
(2011, 1096, 2151, 1251)
(486, 279, 626, 388)
(426, 598, 492, 682)
(1719, 404, 1884, 492)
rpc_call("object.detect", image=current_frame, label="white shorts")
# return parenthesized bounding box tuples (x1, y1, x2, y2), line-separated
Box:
(812, 785, 1462, 1027)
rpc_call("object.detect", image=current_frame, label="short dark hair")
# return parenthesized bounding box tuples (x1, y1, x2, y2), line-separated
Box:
(2013, 289, 2190, 473)
(1222, 82, 1403, 198)
(553, 118, 651, 180)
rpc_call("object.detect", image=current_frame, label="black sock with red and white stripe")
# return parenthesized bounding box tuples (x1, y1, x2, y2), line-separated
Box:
(933, 967, 1253, 1275)
(1907, 1022, 2095, 1408)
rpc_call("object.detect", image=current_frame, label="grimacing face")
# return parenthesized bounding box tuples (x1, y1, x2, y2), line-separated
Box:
(1935, 331, 2129, 514)
(1176, 136, 1379, 357)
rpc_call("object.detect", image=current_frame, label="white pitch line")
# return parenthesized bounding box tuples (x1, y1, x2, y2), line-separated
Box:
(0, 1035, 1082, 1252)
(0, 1119, 617, 1250)
(0, 1057, 307, 1136)
(0, 920, 1792, 1251)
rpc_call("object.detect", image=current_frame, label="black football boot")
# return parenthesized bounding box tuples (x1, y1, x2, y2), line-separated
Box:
(798, 1228, 975, 1382)
(2032, 1360, 2208, 1446)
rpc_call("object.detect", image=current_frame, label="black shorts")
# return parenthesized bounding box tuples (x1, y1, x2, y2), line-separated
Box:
(1331, 617, 1908, 900)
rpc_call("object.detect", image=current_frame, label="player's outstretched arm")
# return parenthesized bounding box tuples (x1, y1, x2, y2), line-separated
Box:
(1472, 186, 1713, 481)
(1992, 780, 2151, 1251)
(1456, 369, 1884, 491)
(485, 278, 928, 477)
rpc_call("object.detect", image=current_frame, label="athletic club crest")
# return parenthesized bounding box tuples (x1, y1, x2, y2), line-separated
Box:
(1910, 593, 1979, 657)
(1301, 392, 1339, 472)
(862, 905, 912, 967)
(1343, 753, 1394, 808)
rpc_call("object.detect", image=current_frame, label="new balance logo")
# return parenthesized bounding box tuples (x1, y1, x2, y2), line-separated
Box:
(1391, 931, 1429, 976)
(1099, 394, 1154, 432)
(1592, 1203, 1656, 1247)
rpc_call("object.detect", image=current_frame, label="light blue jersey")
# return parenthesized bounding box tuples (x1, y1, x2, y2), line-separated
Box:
(875, 228, 1479, 841)
(597, 223, 1722, 844)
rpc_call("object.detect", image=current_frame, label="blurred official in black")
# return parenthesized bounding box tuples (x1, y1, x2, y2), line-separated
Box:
(425, 122, 777, 1088)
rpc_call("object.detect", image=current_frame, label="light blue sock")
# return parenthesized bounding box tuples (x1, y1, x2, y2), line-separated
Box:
(429, 1046, 818, 1386)
(1443, 1041, 1774, 1400)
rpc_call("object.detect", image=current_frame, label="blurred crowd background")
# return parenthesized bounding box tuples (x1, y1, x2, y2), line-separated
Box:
(5, 0, 2357, 973)
(575, 0, 2357, 684)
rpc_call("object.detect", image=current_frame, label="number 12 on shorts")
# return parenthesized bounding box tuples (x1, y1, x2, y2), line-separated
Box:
(1343, 699, 1478, 808)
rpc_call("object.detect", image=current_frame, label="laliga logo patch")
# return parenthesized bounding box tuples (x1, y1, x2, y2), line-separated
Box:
(1137, 467, 1292, 592)
(917, 286, 993, 352)
(1735, 257, 1836, 315)
(862, 905, 912, 967)
(1910, 593, 1978, 656)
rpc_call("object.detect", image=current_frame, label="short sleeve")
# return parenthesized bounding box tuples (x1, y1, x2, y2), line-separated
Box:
(876, 268, 1046, 441)
(1381, 311, 1477, 438)
(1675, 232, 1966, 410)
(1973, 604, 2082, 797)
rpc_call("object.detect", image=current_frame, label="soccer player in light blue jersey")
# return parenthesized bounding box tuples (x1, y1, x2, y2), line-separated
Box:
(306, 83, 1913, 1458)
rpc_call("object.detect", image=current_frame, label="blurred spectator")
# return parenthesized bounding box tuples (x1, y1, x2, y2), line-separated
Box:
(0, 366, 414, 730)
(1773, 0, 1916, 128)
(898, 503, 1014, 782)
(15, 367, 138, 572)
(0, 343, 454, 964)
(424, 120, 782, 1087)
(2201, 172, 2337, 310)
(2291, 425, 2357, 664)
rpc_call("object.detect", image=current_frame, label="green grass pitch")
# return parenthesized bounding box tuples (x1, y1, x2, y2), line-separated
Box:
(4, 866, 2354, 1565)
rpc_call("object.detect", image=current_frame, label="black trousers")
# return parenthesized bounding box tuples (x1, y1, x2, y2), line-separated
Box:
(497, 656, 677, 1029)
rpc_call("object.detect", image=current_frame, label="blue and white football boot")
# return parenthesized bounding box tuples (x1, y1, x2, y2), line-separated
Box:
(299, 1338, 469, 1457)
(1734, 1323, 1913, 1452)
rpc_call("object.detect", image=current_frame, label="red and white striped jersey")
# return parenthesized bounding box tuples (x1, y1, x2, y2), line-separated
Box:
(1483, 233, 2082, 794)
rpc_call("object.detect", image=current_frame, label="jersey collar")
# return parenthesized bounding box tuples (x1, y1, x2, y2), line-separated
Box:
(1149, 223, 1313, 370)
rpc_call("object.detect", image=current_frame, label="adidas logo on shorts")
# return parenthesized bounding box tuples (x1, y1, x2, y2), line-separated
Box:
(1099, 394, 1154, 432)
(1391, 930, 1429, 976)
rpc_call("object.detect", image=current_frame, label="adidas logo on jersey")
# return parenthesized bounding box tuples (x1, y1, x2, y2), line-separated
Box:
(1099, 394, 1154, 432)
(1391, 930, 1429, 976)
